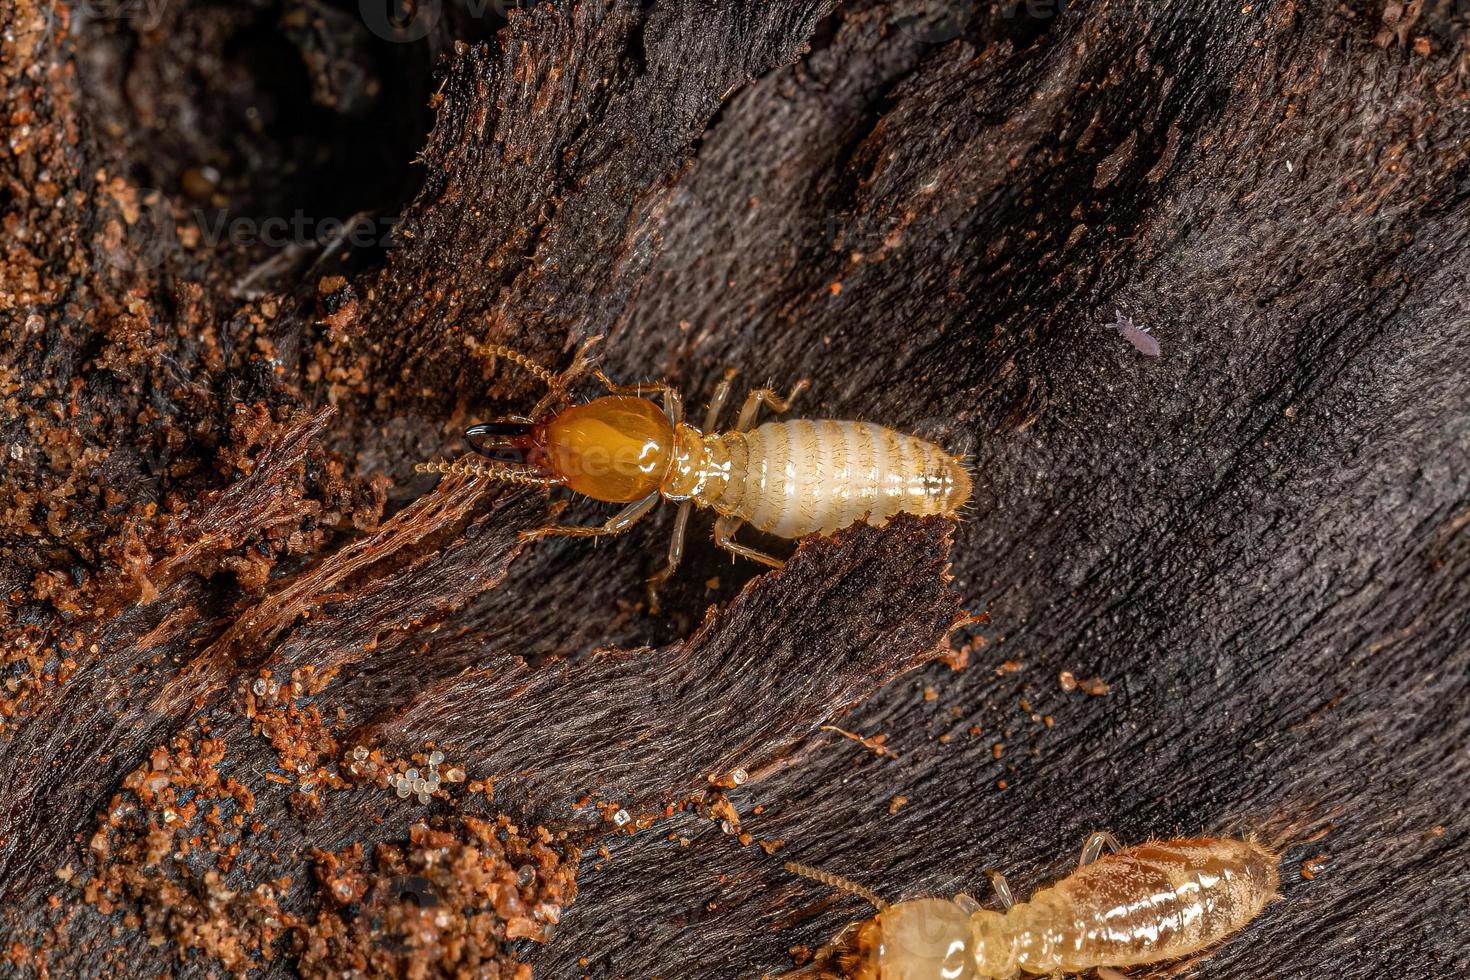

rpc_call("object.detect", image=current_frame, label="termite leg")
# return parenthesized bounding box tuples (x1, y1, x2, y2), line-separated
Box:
(954, 892, 981, 913)
(714, 515, 783, 569)
(521, 492, 660, 541)
(986, 870, 1015, 910)
(703, 367, 739, 431)
(647, 499, 693, 612)
(1078, 831, 1122, 867)
(734, 378, 810, 432)
(528, 334, 605, 418)
(594, 369, 685, 427)
(647, 367, 719, 605)
(800, 920, 863, 972)
(564, 334, 605, 378)
(1096, 968, 1131, 979)
(1146, 948, 1213, 976)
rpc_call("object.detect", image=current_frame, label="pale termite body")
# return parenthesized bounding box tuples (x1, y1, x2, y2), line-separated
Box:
(417, 338, 971, 602)
(785, 833, 1281, 979)
(665, 418, 971, 540)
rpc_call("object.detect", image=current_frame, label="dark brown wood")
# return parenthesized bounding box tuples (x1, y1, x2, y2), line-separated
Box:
(1, 0, 1467, 977)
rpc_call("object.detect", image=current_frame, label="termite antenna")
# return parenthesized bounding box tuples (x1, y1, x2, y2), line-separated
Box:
(471, 342, 568, 401)
(415, 457, 565, 487)
(528, 334, 606, 419)
(784, 861, 890, 912)
(467, 334, 609, 420)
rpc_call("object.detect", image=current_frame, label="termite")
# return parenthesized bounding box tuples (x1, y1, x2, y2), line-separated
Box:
(782, 832, 1281, 978)
(417, 338, 972, 597)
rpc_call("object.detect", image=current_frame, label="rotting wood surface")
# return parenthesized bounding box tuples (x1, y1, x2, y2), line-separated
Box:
(1, 1, 1467, 977)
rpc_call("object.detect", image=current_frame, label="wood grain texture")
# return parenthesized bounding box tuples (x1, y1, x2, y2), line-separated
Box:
(1, 0, 1466, 977)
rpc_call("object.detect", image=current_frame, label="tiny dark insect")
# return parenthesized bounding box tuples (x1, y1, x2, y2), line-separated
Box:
(1108, 310, 1160, 357)
(417, 338, 972, 605)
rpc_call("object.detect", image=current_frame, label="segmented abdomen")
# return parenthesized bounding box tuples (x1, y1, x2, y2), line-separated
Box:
(1012, 837, 1279, 972)
(702, 420, 970, 538)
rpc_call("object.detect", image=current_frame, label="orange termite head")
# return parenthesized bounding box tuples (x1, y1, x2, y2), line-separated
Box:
(465, 395, 673, 503)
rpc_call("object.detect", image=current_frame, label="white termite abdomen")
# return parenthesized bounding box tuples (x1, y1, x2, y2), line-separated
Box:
(973, 837, 1280, 976)
(676, 420, 971, 537)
